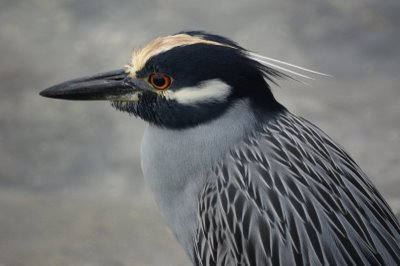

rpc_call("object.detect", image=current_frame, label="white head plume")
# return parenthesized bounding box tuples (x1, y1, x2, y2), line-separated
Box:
(246, 51, 332, 85)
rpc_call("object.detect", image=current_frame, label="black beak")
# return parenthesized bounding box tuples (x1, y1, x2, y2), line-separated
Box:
(39, 69, 136, 101)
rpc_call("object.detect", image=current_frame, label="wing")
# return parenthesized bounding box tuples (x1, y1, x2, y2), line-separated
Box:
(194, 111, 400, 266)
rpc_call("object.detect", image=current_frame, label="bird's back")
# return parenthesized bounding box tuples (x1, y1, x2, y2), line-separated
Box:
(194, 110, 400, 266)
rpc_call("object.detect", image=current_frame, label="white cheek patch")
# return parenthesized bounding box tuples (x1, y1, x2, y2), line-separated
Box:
(166, 79, 231, 105)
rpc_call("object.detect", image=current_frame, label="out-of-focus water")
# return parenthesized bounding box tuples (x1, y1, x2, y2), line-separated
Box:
(0, 0, 399, 265)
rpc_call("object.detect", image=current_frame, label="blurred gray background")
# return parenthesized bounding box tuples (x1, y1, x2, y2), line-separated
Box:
(1, 0, 399, 265)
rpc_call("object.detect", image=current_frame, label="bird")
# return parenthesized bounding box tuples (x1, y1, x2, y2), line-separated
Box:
(40, 31, 400, 265)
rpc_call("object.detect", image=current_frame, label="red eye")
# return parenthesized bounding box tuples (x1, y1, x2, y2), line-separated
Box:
(148, 73, 172, 90)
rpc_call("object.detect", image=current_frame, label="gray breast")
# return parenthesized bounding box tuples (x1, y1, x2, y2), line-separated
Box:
(140, 99, 259, 260)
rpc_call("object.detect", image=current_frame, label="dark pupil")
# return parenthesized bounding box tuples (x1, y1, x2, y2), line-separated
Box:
(153, 75, 166, 87)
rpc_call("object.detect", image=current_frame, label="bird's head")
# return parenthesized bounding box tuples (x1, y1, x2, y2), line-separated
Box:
(40, 31, 309, 129)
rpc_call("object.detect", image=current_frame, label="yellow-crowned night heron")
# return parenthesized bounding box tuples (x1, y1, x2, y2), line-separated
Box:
(40, 31, 400, 265)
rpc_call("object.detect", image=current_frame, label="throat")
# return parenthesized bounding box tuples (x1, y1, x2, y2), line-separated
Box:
(140, 99, 259, 260)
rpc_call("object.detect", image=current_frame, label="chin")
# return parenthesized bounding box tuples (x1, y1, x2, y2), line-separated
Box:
(110, 101, 139, 115)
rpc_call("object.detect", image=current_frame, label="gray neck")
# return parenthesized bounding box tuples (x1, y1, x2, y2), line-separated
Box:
(140, 100, 258, 260)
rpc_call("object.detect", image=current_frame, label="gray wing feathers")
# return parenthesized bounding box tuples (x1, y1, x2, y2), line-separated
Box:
(194, 111, 400, 266)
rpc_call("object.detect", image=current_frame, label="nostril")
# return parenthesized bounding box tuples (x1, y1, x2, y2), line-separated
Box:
(123, 77, 134, 87)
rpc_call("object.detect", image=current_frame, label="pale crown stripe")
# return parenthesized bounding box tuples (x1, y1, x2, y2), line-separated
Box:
(129, 34, 231, 77)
